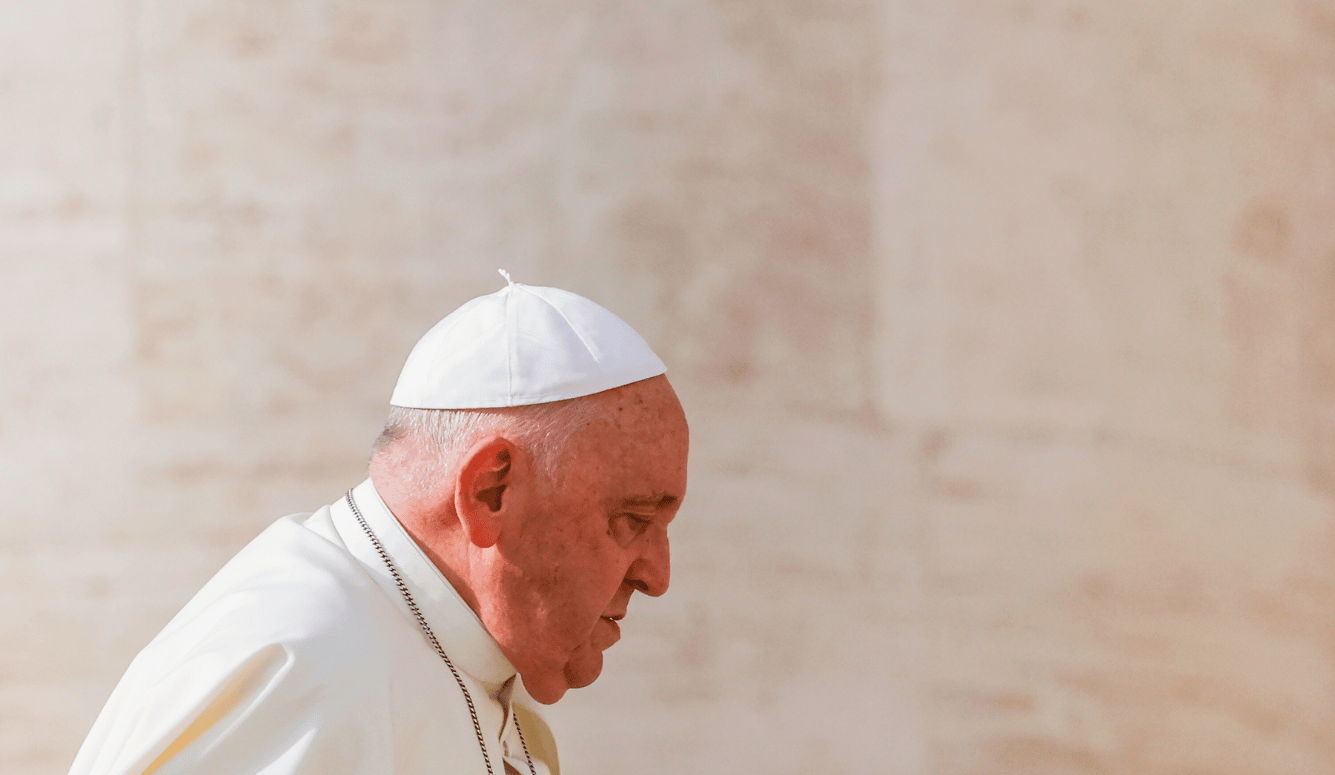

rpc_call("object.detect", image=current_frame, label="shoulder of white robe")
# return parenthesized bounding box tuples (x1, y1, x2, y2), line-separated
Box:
(69, 515, 396, 775)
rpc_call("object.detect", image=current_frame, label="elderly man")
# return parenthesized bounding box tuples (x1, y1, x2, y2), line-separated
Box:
(69, 273, 690, 775)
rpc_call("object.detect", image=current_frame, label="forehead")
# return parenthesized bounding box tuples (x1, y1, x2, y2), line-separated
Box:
(567, 379, 689, 498)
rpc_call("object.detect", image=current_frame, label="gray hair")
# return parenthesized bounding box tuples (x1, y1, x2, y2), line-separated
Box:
(370, 398, 598, 493)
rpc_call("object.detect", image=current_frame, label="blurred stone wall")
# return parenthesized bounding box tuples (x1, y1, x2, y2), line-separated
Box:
(875, 3, 1335, 772)
(2, 1, 1334, 774)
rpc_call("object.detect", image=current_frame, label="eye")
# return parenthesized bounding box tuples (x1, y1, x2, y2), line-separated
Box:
(621, 513, 654, 536)
(609, 512, 653, 545)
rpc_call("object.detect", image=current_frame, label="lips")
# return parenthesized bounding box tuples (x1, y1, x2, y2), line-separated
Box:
(593, 615, 622, 649)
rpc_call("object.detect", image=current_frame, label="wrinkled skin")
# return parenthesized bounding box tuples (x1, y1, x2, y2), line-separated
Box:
(481, 376, 687, 700)
(374, 375, 689, 704)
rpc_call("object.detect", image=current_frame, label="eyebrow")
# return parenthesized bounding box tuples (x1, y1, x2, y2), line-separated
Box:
(621, 491, 679, 509)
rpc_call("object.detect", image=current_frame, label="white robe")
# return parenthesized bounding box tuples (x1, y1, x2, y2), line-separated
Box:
(70, 479, 558, 775)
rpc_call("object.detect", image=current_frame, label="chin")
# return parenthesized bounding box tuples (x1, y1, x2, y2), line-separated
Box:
(563, 646, 605, 689)
(517, 638, 608, 704)
(524, 680, 568, 706)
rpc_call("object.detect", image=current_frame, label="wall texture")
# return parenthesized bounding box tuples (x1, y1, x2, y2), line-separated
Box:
(2, 1, 1334, 774)
(875, 3, 1335, 773)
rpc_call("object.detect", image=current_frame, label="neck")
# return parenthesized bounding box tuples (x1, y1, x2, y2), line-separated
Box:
(369, 464, 486, 622)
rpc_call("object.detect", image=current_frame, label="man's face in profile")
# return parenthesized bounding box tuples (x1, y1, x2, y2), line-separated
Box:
(481, 375, 689, 704)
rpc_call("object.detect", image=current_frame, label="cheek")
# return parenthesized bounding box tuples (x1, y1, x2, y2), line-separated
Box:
(560, 541, 624, 611)
(544, 539, 629, 635)
(520, 500, 627, 628)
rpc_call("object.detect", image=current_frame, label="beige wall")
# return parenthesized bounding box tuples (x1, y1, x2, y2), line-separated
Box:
(3, 1, 1333, 773)
(875, 3, 1335, 772)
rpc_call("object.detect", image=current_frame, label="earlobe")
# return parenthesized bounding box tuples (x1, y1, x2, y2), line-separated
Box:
(454, 437, 515, 549)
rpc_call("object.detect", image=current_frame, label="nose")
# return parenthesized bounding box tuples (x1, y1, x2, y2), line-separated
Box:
(626, 528, 670, 597)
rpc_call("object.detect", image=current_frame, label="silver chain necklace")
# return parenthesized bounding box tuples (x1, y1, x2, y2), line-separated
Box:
(345, 491, 537, 775)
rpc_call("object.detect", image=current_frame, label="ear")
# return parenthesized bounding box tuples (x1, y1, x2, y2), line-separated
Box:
(454, 436, 517, 549)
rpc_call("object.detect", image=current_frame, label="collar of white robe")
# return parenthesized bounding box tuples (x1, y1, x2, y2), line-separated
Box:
(345, 490, 537, 775)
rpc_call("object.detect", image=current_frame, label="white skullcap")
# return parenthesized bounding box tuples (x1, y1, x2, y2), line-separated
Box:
(389, 270, 667, 409)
